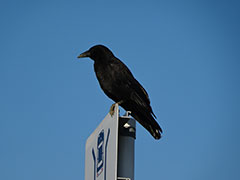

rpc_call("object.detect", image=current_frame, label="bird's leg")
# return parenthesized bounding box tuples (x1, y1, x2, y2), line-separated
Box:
(109, 100, 124, 117)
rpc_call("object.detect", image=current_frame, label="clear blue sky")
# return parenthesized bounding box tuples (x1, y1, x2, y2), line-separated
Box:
(1, 1, 239, 180)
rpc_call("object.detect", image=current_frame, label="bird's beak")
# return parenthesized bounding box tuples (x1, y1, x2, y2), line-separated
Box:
(77, 50, 90, 58)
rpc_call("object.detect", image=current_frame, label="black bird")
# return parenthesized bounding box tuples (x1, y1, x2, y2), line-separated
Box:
(77, 45, 162, 139)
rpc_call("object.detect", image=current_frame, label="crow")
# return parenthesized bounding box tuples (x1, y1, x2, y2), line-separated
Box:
(77, 45, 162, 139)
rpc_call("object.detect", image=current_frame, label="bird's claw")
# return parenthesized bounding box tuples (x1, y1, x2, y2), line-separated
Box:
(109, 103, 116, 117)
(109, 100, 124, 117)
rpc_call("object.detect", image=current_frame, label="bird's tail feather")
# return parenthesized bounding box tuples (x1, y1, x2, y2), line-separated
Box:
(131, 111, 162, 140)
(121, 101, 162, 140)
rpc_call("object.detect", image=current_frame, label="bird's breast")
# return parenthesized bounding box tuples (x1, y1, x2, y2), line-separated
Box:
(94, 63, 118, 94)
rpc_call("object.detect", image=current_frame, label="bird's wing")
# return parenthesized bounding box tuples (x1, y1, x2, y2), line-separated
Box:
(111, 59, 161, 139)
(114, 60, 156, 117)
(129, 80, 156, 117)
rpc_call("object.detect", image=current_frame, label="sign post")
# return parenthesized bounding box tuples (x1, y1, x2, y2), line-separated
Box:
(85, 105, 136, 180)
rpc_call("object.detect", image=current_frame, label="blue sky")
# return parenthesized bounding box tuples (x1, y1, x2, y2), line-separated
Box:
(1, 0, 239, 180)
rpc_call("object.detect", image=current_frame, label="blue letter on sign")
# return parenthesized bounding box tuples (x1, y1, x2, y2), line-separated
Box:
(97, 130, 104, 177)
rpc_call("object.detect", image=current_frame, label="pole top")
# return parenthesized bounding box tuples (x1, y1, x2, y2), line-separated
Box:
(119, 112, 136, 139)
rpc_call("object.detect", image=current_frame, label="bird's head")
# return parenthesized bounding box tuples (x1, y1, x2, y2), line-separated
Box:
(77, 45, 114, 62)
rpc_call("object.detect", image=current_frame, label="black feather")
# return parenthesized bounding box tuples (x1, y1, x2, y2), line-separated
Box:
(78, 45, 163, 140)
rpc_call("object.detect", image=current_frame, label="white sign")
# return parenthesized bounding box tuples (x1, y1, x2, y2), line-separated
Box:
(85, 105, 119, 180)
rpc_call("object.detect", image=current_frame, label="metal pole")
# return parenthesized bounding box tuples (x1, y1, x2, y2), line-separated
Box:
(117, 112, 136, 180)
